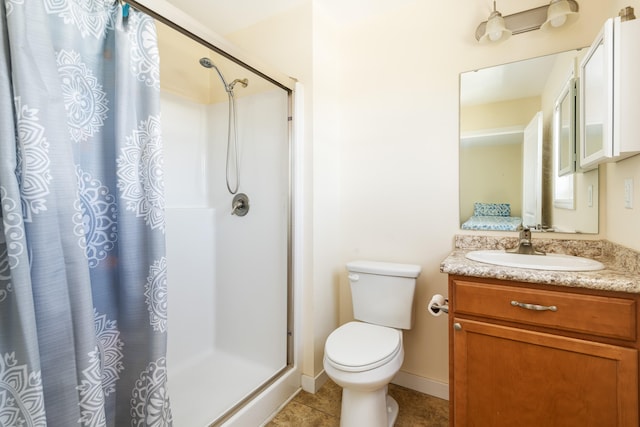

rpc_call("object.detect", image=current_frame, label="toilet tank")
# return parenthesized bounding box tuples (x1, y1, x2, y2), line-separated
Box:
(347, 260, 421, 330)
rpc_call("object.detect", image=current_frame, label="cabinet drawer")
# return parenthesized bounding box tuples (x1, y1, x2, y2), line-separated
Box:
(453, 280, 637, 341)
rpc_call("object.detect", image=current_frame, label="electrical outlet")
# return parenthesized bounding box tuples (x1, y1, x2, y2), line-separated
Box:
(624, 178, 633, 209)
(587, 185, 593, 207)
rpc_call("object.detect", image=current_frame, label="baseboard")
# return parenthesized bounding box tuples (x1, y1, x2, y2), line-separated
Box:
(392, 370, 449, 401)
(303, 369, 448, 401)
(301, 370, 329, 394)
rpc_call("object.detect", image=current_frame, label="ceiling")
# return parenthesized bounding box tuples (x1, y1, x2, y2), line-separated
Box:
(163, 0, 418, 35)
(460, 54, 559, 106)
(163, 0, 305, 35)
(162, 0, 568, 107)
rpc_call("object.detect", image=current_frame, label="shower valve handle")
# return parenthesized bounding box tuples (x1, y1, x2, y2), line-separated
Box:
(231, 193, 250, 216)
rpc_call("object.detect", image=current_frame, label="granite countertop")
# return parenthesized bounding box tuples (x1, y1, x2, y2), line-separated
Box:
(440, 235, 640, 294)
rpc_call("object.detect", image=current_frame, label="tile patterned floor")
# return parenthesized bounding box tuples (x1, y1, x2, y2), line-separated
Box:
(266, 380, 449, 426)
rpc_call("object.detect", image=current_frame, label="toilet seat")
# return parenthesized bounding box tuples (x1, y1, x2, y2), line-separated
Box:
(325, 322, 402, 372)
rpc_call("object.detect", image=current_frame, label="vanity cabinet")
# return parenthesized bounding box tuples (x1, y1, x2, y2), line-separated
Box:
(579, 16, 640, 170)
(448, 275, 639, 427)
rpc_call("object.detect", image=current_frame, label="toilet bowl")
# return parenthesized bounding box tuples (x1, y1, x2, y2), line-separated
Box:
(324, 321, 405, 427)
(323, 260, 420, 427)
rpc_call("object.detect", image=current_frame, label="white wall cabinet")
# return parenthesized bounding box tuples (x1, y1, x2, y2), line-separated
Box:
(552, 72, 576, 210)
(554, 71, 576, 177)
(579, 17, 640, 171)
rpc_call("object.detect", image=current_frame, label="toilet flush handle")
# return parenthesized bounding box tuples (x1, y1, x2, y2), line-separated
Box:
(348, 273, 359, 281)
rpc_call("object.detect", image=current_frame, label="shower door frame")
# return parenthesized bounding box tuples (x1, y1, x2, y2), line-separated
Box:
(128, 1, 299, 424)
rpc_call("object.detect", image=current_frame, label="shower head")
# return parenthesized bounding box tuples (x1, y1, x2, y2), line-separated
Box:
(199, 57, 249, 93)
(199, 57, 230, 92)
(199, 57, 213, 68)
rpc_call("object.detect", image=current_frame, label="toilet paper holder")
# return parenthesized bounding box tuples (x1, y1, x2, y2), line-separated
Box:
(428, 294, 449, 316)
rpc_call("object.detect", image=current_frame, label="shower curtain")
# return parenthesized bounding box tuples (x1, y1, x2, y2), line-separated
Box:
(0, 1, 171, 426)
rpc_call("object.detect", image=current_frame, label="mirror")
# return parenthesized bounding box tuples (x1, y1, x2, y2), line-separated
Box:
(459, 50, 599, 234)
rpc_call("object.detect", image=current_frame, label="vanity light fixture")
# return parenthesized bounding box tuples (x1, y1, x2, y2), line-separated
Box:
(541, 0, 579, 30)
(476, 0, 580, 42)
(478, 1, 511, 43)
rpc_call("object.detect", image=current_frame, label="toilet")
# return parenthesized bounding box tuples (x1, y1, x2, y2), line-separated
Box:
(323, 260, 422, 427)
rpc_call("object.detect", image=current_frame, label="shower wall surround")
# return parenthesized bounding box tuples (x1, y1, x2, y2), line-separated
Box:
(161, 85, 291, 425)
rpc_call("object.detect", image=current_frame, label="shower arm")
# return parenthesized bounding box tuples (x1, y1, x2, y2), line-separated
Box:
(229, 78, 249, 91)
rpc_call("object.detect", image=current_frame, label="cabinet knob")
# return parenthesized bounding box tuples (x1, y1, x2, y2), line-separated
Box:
(453, 323, 462, 331)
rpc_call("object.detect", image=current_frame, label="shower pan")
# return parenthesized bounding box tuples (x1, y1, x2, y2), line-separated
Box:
(149, 16, 297, 427)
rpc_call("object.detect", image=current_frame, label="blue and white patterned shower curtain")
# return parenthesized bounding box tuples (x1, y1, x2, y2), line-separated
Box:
(0, 1, 171, 426)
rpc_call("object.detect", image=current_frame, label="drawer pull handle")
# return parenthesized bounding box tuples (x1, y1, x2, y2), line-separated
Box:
(511, 300, 557, 312)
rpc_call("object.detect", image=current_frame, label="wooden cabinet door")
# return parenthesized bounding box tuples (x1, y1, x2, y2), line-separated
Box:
(452, 318, 638, 427)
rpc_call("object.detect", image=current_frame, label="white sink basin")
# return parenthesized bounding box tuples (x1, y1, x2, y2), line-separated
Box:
(465, 250, 605, 272)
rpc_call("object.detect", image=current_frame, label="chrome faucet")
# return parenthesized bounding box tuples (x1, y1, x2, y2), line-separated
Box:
(508, 226, 545, 255)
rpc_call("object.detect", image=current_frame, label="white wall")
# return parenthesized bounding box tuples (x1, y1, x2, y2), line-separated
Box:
(161, 84, 292, 424)
(460, 142, 523, 219)
(162, 91, 209, 207)
(162, 92, 215, 369)
(207, 89, 290, 364)
(605, 156, 640, 251)
(225, 0, 640, 392)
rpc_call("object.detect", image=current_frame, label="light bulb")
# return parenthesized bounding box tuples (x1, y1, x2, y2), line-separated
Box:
(550, 14, 567, 27)
(485, 13, 507, 42)
(489, 31, 503, 41)
(478, 2, 511, 43)
(542, 0, 578, 30)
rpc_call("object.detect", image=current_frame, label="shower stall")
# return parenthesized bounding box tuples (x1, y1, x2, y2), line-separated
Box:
(148, 11, 299, 426)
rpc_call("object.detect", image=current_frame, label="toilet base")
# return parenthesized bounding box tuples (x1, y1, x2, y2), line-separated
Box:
(340, 386, 399, 427)
(387, 395, 399, 426)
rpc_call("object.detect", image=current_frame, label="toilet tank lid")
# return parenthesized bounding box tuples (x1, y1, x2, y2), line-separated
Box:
(346, 260, 422, 278)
